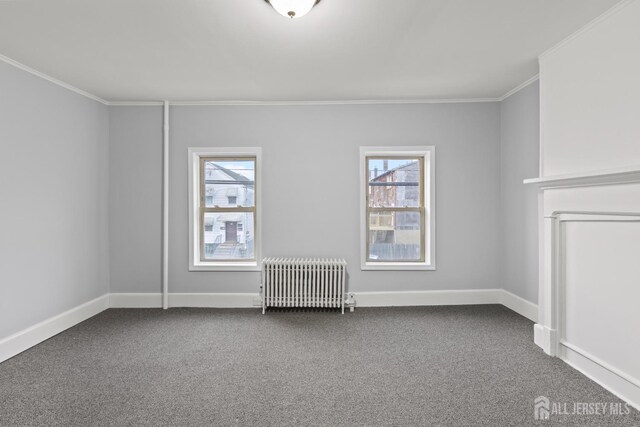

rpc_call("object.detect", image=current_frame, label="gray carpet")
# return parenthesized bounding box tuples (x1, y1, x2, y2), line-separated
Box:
(0, 306, 638, 426)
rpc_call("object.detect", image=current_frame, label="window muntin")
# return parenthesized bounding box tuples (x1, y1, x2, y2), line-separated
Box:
(199, 157, 256, 263)
(365, 155, 428, 265)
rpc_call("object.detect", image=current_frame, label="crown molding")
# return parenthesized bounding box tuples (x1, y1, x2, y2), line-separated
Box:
(93, 75, 543, 106)
(107, 101, 165, 106)
(0, 53, 109, 105)
(108, 97, 500, 106)
(3, 52, 539, 106)
(498, 74, 539, 101)
(538, 0, 634, 61)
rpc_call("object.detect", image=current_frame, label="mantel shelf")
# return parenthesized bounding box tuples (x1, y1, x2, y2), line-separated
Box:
(524, 165, 640, 189)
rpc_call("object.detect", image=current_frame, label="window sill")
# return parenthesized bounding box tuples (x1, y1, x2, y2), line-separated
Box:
(361, 262, 435, 271)
(190, 262, 260, 272)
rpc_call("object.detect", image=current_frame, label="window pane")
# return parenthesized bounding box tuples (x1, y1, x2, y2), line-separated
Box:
(368, 158, 420, 207)
(204, 159, 255, 207)
(203, 212, 254, 260)
(368, 185, 420, 208)
(368, 211, 421, 261)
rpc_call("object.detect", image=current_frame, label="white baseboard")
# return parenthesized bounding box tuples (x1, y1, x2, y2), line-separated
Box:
(0, 294, 109, 364)
(534, 324, 557, 356)
(561, 343, 640, 412)
(111, 290, 539, 317)
(110, 293, 163, 308)
(1, 290, 635, 415)
(109, 292, 259, 308)
(0, 289, 538, 365)
(500, 290, 538, 322)
(354, 289, 538, 321)
(353, 289, 502, 307)
(170, 293, 258, 308)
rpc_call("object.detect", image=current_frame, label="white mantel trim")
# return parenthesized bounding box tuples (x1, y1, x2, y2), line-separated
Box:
(537, 211, 640, 356)
(535, 210, 640, 410)
(524, 165, 640, 190)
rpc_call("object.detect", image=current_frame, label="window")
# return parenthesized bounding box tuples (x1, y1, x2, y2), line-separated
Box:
(188, 147, 261, 271)
(360, 146, 435, 270)
(204, 244, 215, 257)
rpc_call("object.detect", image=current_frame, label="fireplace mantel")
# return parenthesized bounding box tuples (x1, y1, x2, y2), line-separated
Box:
(523, 165, 640, 189)
(524, 169, 640, 409)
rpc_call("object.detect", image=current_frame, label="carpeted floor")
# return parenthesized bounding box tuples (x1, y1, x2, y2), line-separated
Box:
(0, 305, 638, 426)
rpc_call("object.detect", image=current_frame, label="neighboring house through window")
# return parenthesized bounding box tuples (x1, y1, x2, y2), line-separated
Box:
(188, 147, 262, 271)
(360, 146, 435, 270)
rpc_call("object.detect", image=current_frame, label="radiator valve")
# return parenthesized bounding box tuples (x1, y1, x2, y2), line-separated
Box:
(344, 293, 356, 312)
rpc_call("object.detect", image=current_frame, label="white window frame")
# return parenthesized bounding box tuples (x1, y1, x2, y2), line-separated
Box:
(188, 147, 262, 271)
(360, 146, 436, 271)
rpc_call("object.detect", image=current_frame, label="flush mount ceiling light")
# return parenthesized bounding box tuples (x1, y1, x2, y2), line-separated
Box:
(264, 0, 321, 19)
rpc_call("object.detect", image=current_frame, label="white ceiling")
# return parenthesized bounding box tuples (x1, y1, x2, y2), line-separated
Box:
(0, 0, 621, 102)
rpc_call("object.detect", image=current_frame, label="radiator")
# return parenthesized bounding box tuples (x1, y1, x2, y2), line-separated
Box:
(262, 258, 347, 313)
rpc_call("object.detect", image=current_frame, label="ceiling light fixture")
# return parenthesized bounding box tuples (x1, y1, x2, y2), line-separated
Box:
(264, 0, 321, 19)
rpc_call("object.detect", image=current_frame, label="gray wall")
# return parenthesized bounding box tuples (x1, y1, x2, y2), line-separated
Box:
(499, 81, 540, 303)
(108, 107, 163, 293)
(0, 59, 542, 336)
(171, 104, 501, 292)
(0, 61, 109, 339)
(107, 103, 502, 294)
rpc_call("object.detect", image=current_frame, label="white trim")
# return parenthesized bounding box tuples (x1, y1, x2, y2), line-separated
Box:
(560, 341, 640, 390)
(360, 262, 436, 271)
(110, 293, 163, 308)
(105, 290, 541, 311)
(534, 324, 556, 355)
(500, 290, 538, 322)
(359, 146, 436, 271)
(561, 344, 640, 412)
(108, 293, 258, 308)
(536, 210, 640, 355)
(188, 263, 261, 272)
(169, 293, 258, 308)
(109, 98, 500, 106)
(187, 147, 263, 271)
(353, 289, 501, 307)
(0, 295, 109, 363)
(533, 210, 640, 410)
(0, 53, 109, 105)
(107, 290, 538, 313)
(105, 84, 534, 106)
(353, 290, 538, 318)
(0, 290, 538, 364)
(96, 75, 542, 106)
(162, 101, 170, 309)
(538, 0, 635, 61)
(107, 101, 166, 106)
(498, 74, 539, 101)
(2, 52, 538, 106)
(524, 165, 640, 189)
